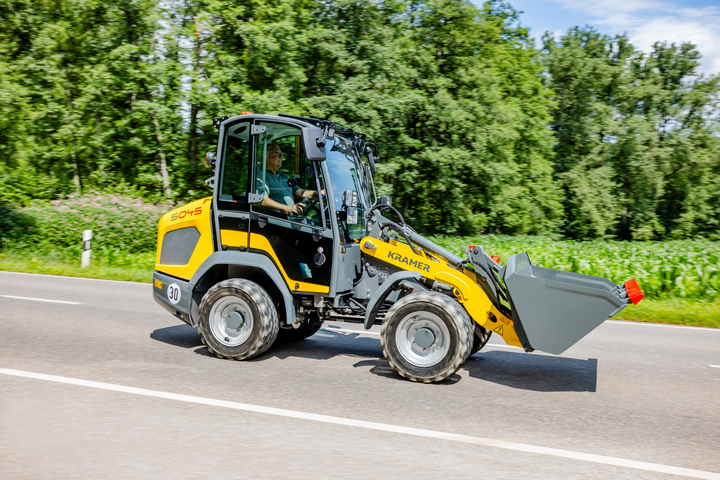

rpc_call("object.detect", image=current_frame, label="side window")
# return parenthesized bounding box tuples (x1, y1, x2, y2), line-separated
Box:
(252, 122, 324, 228)
(217, 121, 251, 211)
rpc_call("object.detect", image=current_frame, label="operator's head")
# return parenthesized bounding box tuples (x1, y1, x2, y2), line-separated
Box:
(266, 144, 283, 174)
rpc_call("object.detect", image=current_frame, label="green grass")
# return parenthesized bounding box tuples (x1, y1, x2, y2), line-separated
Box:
(613, 298, 720, 328)
(0, 252, 154, 283)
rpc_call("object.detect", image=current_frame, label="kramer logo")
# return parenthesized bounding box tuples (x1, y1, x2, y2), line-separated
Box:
(387, 252, 431, 272)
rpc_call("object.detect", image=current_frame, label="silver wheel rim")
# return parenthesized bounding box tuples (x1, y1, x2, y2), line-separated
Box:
(395, 311, 451, 367)
(209, 296, 254, 347)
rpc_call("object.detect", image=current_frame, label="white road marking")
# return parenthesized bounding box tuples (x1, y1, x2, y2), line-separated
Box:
(0, 270, 148, 285)
(0, 295, 81, 305)
(606, 320, 719, 331)
(710, 365, 720, 368)
(321, 328, 522, 349)
(1, 368, 717, 480)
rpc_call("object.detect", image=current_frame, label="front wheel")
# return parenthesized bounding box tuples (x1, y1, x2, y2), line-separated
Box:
(381, 292, 474, 383)
(198, 279, 279, 360)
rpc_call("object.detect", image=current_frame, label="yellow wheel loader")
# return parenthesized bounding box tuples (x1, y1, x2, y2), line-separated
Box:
(153, 113, 644, 383)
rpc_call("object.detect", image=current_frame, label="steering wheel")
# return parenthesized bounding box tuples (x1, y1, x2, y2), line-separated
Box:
(289, 195, 326, 221)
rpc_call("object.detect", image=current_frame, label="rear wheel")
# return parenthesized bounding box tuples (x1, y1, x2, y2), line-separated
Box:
(381, 292, 473, 383)
(198, 279, 279, 360)
(277, 312, 324, 342)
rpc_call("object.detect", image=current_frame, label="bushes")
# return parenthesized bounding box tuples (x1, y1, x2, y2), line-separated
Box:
(1, 194, 172, 253)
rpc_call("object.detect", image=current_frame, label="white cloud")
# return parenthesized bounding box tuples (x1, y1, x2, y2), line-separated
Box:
(552, 0, 720, 75)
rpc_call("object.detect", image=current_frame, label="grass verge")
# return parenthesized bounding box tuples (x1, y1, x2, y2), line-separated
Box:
(0, 253, 153, 283)
(1, 252, 718, 328)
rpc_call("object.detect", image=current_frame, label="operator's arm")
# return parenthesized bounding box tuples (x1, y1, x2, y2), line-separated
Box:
(261, 196, 304, 215)
(294, 189, 325, 200)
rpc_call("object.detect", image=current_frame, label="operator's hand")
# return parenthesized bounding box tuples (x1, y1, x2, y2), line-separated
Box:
(286, 202, 305, 215)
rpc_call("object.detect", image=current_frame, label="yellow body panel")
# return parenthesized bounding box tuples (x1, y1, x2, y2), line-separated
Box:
(156, 197, 214, 280)
(361, 237, 522, 348)
(221, 229, 330, 294)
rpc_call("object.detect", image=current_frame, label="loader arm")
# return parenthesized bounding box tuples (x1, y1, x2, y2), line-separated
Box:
(360, 237, 524, 348)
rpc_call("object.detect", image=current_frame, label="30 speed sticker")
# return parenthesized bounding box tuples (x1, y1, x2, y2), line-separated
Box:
(167, 283, 181, 305)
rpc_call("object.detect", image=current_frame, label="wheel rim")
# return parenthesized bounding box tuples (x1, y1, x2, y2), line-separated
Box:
(395, 311, 451, 367)
(208, 296, 254, 347)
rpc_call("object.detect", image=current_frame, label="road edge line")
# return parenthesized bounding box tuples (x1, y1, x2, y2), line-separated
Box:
(1, 367, 718, 480)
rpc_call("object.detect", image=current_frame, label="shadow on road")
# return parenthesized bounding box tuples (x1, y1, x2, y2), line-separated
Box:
(352, 359, 462, 385)
(150, 326, 595, 391)
(150, 324, 202, 349)
(253, 328, 383, 362)
(465, 350, 598, 392)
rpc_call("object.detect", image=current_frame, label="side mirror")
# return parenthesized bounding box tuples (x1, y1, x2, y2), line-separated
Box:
(205, 152, 216, 167)
(302, 126, 327, 161)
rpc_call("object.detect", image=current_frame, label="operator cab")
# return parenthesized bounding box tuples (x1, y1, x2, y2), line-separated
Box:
(211, 113, 377, 299)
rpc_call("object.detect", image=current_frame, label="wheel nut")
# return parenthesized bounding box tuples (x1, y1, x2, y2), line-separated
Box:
(224, 337, 229, 342)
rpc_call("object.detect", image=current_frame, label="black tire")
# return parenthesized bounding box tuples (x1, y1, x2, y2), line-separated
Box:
(198, 279, 279, 360)
(277, 313, 324, 342)
(381, 291, 474, 383)
(471, 324, 491, 355)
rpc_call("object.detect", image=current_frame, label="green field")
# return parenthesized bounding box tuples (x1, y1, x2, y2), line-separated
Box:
(1, 235, 719, 328)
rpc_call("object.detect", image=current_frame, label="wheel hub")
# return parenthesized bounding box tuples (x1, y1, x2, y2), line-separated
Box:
(414, 327, 435, 348)
(225, 311, 245, 331)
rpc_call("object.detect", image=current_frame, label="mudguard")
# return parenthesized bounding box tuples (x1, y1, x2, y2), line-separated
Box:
(364, 271, 422, 329)
(190, 251, 297, 325)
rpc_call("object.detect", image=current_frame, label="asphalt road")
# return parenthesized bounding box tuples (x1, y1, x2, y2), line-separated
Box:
(0, 271, 718, 479)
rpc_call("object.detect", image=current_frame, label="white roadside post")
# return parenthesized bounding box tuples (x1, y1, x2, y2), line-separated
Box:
(82, 230, 92, 268)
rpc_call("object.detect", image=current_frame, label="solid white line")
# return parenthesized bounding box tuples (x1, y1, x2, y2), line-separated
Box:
(1, 368, 717, 480)
(0, 295, 81, 305)
(606, 320, 718, 331)
(710, 365, 720, 368)
(0, 270, 149, 285)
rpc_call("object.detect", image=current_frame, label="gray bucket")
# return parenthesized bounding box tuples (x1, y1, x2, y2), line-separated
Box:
(500, 252, 630, 355)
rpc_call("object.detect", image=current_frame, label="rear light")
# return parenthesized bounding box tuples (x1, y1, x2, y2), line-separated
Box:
(624, 279, 644, 305)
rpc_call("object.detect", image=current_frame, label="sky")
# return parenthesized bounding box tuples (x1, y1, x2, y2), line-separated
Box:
(499, 0, 720, 75)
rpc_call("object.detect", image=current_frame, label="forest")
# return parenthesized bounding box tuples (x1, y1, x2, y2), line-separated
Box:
(1, 0, 719, 241)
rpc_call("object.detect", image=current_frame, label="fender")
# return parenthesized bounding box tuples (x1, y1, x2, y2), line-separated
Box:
(190, 251, 297, 325)
(364, 271, 422, 329)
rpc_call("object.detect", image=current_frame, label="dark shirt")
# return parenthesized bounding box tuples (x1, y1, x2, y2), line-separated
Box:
(259, 169, 299, 205)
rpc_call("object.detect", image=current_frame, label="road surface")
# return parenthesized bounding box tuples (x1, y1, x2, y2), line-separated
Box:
(0, 271, 718, 479)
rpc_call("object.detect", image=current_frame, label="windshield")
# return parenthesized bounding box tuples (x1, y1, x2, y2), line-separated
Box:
(325, 135, 370, 240)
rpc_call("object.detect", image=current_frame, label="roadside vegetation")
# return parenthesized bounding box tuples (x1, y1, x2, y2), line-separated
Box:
(1, 198, 718, 327)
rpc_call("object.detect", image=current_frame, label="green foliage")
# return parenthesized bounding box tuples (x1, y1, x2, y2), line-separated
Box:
(431, 235, 720, 300)
(543, 28, 720, 240)
(0, 0, 718, 240)
(4, 194, 172, 252)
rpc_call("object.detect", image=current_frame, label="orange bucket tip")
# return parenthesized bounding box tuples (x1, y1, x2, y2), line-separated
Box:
(624, 279, 644, 305)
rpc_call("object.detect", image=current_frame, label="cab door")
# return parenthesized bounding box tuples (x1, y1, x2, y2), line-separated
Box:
(248, 120, 334, 295)
(214, 119, 252, 251)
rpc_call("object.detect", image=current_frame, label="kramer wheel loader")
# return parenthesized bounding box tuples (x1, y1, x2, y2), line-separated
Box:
(152, 113, 644, 383)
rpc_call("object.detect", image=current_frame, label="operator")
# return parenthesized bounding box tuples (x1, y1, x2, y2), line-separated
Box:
(259, 143, 320, 215)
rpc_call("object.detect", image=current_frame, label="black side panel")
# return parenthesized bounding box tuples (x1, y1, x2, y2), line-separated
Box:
(160, 227, 201, 265)
(250, 218, 333, 287)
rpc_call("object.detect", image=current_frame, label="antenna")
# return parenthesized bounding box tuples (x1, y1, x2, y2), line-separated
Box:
(203, 72, 225, 117)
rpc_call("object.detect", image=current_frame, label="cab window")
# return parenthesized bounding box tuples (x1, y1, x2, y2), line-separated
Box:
(217, 121, 251, 211)
(252, 122, 325, 228)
